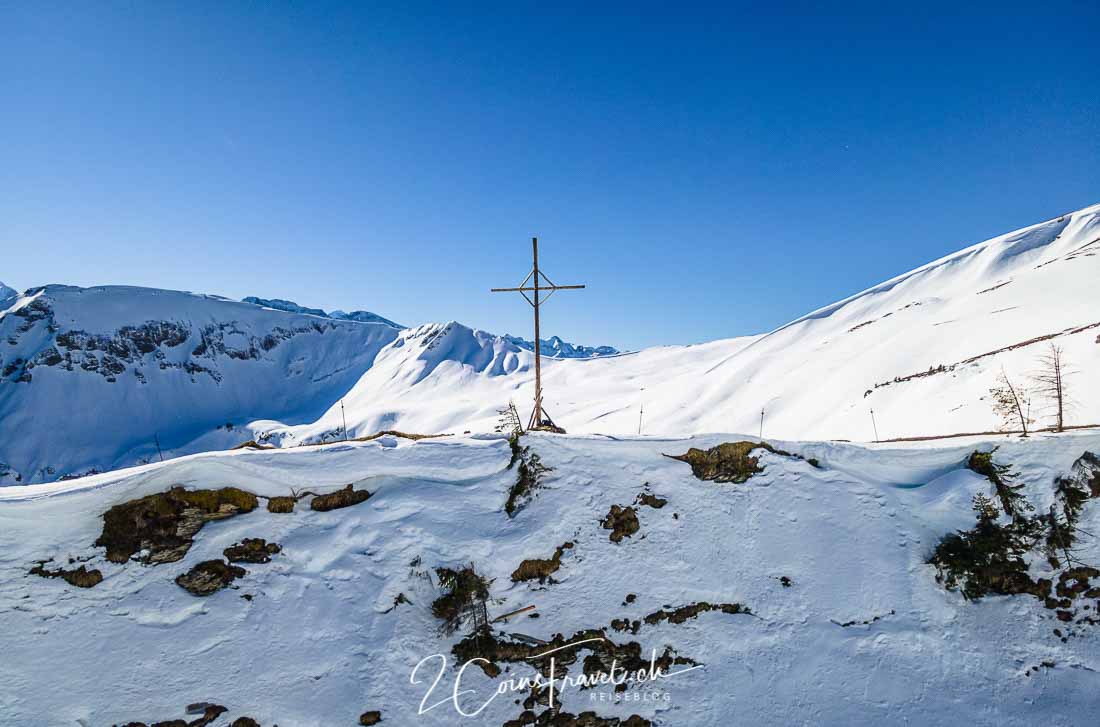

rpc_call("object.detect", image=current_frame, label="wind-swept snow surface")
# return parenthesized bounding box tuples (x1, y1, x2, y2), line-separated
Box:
(2, 432, 1100, 725)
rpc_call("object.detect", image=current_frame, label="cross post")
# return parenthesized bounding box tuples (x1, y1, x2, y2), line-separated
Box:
(491, 237, 585, 431)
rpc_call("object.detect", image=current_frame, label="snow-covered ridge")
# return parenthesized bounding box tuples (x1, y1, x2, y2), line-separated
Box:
(274, 201, 1100, 447)
(502, 333, 620, 358)
(2, 201, 1098, 483)
(241, 295, 404, 329)
(0, 285, 402, 483)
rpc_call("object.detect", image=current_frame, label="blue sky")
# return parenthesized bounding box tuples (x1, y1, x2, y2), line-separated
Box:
(2, 2, 1097, 350)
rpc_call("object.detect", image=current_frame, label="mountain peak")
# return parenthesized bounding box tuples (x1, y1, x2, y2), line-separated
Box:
(0, 281, 16, 307)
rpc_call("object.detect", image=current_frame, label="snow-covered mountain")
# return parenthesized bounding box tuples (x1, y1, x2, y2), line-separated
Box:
(0, 287, 625, 484)
(272, 202, 1099, 447)
(502, 333, 621, 359)
(0, 286, 401, 483)
(241, 295, 405, 329)
(2, 202, 1097, 483)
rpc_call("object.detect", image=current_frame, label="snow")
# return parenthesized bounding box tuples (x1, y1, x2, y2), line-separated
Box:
(2, 202, 1097, 485)
(0, 285, 401, 483)
(267, 202, 1099, 448)
(2, 430, 1099, 725)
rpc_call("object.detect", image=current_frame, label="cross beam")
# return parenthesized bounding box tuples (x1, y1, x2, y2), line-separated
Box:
(491, 237, 585, 431)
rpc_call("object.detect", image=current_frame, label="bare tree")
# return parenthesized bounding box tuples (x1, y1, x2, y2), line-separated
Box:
(1031, 343, 1074, 432)
(990, 367, 1033, 437)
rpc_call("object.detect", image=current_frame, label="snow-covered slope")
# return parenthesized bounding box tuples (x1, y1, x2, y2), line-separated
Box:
(0, 286, 401, 483)
(272, 202, 1099, 445)
(3, 203, 1097, 483)
(3, 430, 1100, 725)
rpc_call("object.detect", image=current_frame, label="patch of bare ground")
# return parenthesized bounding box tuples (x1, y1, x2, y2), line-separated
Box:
(358, 711, 383, 725)
(452, 627, 696, 684)
(601, 505, 639, 543)
(28, 562, 103, 588)
(666, 441, 806, 483)
(175, 559, 246, 596)
(266, 495, 296, 513)
(114, 703, 227, 727)
(223, 538, 281, 564)
(832, 610, 895, 627)
(512, 542, 575, 583)
(351, 430, 449, 442)
(310, 484, 371, 511)
(642, 602, 752, 625)
(503, 707, 651, 727)
(230, 440, 274, 450)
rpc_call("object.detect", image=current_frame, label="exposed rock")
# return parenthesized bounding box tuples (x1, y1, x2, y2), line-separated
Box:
(28, 562, 103, 588)
(310, 484, 371, 511)
(175, 560, 246, 596)
(511, 542, 574, 583)
(230, 719, 261, 727)
(96, 486, 258, 564)
(601, 505, 639, 543)
(223, 538, 281, 564)
(358, 711, 382, 725)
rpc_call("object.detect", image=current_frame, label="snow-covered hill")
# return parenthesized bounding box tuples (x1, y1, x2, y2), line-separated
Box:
(270, 202, 1099, 447)
(0, 286, 401, 483)
(3, 429, 1100, 725)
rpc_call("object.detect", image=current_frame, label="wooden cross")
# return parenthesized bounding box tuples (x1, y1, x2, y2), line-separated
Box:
(491, 237, 585, 431)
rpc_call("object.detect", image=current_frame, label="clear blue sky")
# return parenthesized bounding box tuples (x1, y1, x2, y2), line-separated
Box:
(2, 2, 1097, 349)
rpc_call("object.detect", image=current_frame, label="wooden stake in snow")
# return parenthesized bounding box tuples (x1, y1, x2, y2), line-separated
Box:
(491, 237, 586, 431)
(340, 399, 348, 441)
